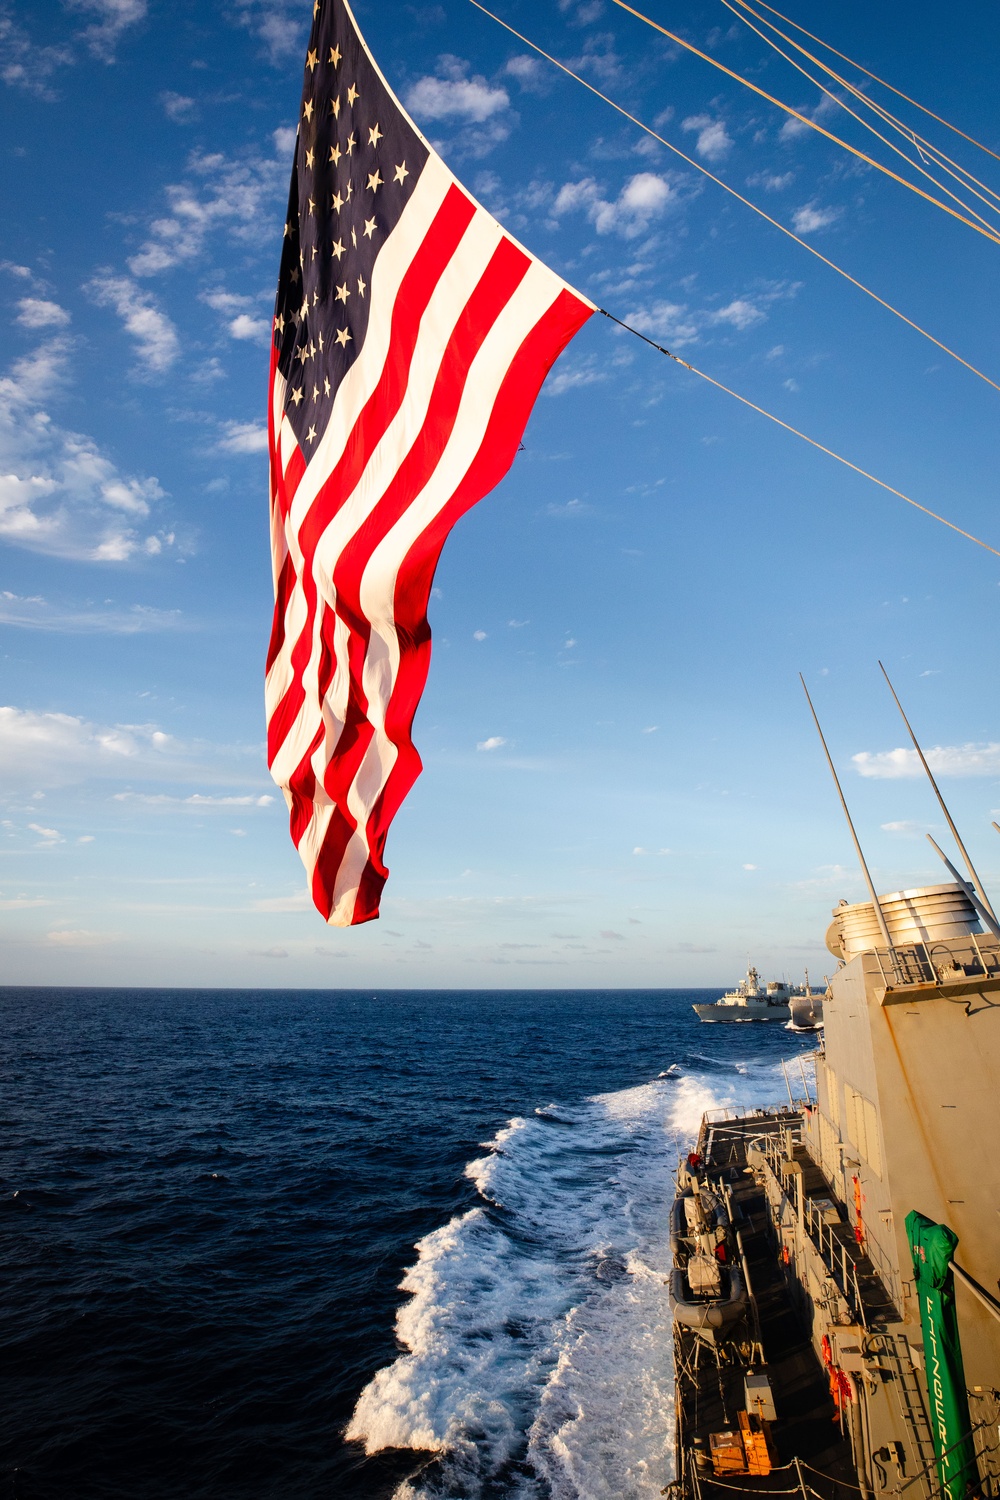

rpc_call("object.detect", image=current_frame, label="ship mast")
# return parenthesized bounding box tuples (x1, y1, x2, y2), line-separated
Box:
(879, 662, 999, 927)
(800, 675, 893, 950)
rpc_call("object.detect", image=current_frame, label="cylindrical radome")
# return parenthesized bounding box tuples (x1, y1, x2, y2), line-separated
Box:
(825, 882, 979, 959)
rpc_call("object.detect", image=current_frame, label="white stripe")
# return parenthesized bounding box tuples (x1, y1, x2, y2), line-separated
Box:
(328, 259, 566, 917)
(288, 155, 454, 539)
(265, 157, 452, 743)
(272, 205, 506, 786)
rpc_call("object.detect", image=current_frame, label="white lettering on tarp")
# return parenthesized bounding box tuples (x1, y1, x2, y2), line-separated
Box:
(926, 1294, 952, 1465)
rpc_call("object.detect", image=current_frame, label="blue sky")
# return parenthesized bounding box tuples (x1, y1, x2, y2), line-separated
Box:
(1, 0, 999, 987)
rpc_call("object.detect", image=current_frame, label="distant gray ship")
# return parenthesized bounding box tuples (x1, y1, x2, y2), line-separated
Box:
(692, 964, 806, 1022)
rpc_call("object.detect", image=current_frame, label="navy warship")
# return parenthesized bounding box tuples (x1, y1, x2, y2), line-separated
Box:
(667, 678, 1000, 1500)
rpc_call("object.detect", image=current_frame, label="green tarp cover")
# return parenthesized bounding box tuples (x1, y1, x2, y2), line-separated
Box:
(906, 1210, 978, 1500)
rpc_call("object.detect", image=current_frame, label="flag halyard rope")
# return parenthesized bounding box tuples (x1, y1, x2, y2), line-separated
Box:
(597, 309, 1000, 559)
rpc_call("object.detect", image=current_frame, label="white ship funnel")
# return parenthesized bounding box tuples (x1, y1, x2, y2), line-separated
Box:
(825, 881, 980, 959)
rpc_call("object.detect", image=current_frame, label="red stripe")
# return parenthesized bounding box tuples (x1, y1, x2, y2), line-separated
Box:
(309, 238, 533, 893)
(266, 185, 475, 779)
(362, 289, 594, 882)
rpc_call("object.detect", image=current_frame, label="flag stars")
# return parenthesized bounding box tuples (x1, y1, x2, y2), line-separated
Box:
(336, 281, 350, 303)
(328, 44, 341, 66)
(347, 83, 359, 105)
(368, 123, 382, 147)
(335, 327, 352, 347)
(307, 196, 316, 215)
(393, 162, 409, 185)
(346, 132, 356, 154)
(332, 237, 345, 259)
(324, 376, 331, 395)
(351, 227, 357, 247)
(312, 384, 320, 401)
(306, 48, 318, 72)
(367, 169, 383, 193)
(330, 143, 341, 166)
(305, 147, 315, 169)
(318, 331, 324, 351)
(303, 98, 314, 122)
(363, 216, 377, 238)
(331, 96, 341, 119)
(357, 274, 366, 297)
(332, 190, 344, 212)
(290, 386, 304, 405)
(306, 424, 317, 443)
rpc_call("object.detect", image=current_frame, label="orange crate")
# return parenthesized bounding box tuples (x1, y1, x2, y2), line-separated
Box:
(738, 1410, 775, 1476)
(710, 1430, 747, 1475)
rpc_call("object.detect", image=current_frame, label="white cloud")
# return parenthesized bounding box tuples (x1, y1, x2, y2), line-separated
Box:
(473, 629, 487, 641)
(87, 273, 179, 373)
(161, 90, 196, 123)
(742, 862, 759, 871)
(405, 57, 513, 158)
(0, 336, 169, 560)
(792, 202, 841, 234)
(505, 55, 547, 92)
(682, 114, 733, 162)
(126, 145, 289, 278)
(881, 820, 926, 834)
(0, 12, 71, 95)
(854, 743, 1000, 779)
(113, 791, 274, 806)
(748, 170, 794, 192)
(218, 421, 268, 454)
(780, 91, 840, 143)
(0, 593, 182, 632)
(711, 298, 766, 331)
(47, 928, 115, 946)
(16, 298, 71, 329)
(632, 846, 671, 855)
(65, 0, 147, 60)
(228, 313, 270, 341)
(28, 821, 64, 847)
(0, 705, 263, 791)
(553, 172, 672, 239)
(477, 736, 507, 751)
(407, 60, 509, 122)
(619, 299, 699, 348)
(545, 355, 607, 396)
(232, 0, 308, 63)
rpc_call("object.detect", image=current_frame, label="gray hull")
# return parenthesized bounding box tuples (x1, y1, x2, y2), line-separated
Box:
(787, 993, 823, 1029)
(692, 1001, 791, 1022)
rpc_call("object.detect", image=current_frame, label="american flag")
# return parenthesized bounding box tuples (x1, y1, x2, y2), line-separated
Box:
(266, 0, 594, 927)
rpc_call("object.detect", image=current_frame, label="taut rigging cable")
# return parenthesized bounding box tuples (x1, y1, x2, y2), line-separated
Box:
(719, 0, 1000, 236)
(744, 0, 1000, 168)
(467, 0, 1000, 559)
(467, 0, 1000, 396)
(610, 0, 1000, 246)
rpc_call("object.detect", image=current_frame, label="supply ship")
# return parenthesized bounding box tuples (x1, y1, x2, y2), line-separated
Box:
(667, 687, 1000, 1500)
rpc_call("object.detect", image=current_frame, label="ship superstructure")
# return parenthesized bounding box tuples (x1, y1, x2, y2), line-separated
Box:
(668, 676, 1000, 1500)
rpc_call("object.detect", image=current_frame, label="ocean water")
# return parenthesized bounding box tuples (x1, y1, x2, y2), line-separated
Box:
(0, 987, 816, 1500)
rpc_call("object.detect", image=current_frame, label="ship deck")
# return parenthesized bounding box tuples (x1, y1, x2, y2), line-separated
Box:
(671, 1110, 859, 1500)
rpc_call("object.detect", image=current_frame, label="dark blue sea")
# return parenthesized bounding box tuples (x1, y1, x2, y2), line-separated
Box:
(0, 988, 817, 1500)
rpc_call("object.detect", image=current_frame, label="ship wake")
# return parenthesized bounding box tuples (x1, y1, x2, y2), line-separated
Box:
(346, 1062, 793, 1499)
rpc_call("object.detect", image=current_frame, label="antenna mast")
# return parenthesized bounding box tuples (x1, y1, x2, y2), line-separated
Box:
(925, 835, 1000, 937)
(800, 674, 893, 950)
(878, 662, 999, 926)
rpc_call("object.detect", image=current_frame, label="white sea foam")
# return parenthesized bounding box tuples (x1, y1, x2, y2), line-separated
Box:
(346, 1058, 798, 1498)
